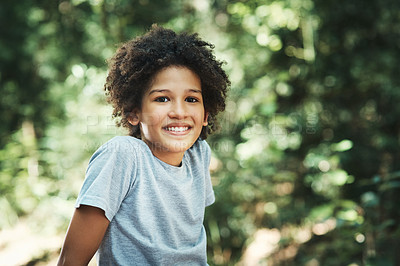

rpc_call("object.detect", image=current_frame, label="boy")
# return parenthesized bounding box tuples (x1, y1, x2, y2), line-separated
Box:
(58, 25, 230, 265)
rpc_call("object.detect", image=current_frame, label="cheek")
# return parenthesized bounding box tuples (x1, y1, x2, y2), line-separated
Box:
(140, 112, 163, 126)
(193, 110, 206, 123)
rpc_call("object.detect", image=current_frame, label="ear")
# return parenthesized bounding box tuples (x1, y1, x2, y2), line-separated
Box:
(203, 112, 209, 126)
(127, 110, 140, 126)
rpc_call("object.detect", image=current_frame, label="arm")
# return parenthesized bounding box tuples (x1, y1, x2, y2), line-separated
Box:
(57, 205, 110, 266)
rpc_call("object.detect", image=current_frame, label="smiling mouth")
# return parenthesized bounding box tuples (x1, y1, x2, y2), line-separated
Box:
(164, 126, 190, 133)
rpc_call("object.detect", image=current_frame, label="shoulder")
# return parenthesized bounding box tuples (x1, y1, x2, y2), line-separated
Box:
(97, 136, 144, 153)
(198, 139, 211, 155)
(89, 136, 146, 164)
(191, 139, 210, 153)
(187, 139, 211, 164)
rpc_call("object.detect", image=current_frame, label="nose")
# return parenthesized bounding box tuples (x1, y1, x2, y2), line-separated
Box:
(168, 101, 187, 120)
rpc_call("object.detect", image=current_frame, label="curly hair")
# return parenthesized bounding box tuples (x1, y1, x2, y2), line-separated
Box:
(104, 25, 230, 140)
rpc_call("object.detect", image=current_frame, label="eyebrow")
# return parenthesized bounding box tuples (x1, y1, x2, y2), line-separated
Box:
(148, 89, 202, 95)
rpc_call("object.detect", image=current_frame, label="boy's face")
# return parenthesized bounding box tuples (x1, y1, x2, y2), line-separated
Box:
(129, 66, 208, 166)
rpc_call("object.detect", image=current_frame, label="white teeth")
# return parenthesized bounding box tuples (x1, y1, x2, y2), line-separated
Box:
(166, 127, 189, 132)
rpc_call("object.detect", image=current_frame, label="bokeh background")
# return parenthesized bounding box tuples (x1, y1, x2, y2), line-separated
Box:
(1, 0, 400, 265)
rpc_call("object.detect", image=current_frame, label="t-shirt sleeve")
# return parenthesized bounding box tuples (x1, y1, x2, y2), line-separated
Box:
(203, 141, 215, 207)
(75, 137, 137, 221)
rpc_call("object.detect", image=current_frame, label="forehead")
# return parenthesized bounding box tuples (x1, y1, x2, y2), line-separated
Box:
(147, 66, 201, 92)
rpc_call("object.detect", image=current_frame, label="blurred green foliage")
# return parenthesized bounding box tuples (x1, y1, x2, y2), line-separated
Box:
(1, 0, 399, 265)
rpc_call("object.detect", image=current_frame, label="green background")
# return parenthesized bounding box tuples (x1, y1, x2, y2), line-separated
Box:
(1, 0, 399, 265)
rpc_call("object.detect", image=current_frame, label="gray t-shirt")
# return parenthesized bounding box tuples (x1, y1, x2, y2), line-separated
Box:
(75, 136, 215, 265)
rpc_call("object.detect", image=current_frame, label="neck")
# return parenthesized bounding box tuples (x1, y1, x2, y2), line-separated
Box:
(143, 140, 185, 167)
(152, 149, 184, 167)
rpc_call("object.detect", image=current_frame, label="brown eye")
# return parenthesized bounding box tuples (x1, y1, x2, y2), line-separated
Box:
(186, 97, 199, 103)
(155, 97, 169, 102)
